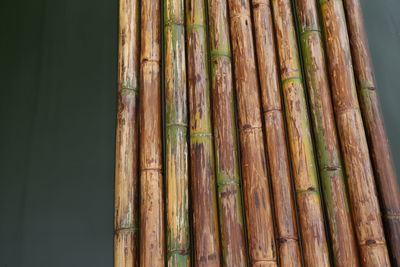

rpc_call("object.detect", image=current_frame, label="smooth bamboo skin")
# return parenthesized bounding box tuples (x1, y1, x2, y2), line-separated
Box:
(186, 0, 221, 265)
(271, 0, 330, 266)
(251, 1, 302, 266)
(227, 0, 278, 265)
(207, 0, 248, 265)
(115, 0, 140, 266)
(318, 0, 390, 266)
(343, 0, 400, 264)
(293, 0, 360, 266)
(139, 0, 165, 264)
(164, 0, 191, 265)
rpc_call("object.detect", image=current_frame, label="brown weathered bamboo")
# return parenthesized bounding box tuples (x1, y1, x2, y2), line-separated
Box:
(139, 0, 164, 263)
(293, 0, 359, 265)
(207, 0, 248, 265)
(164, 0, 191, 264)
(270, 0, 330, 266)
(251, 0, 302, 265)
(342, 0, 400, 264)
(114, 0, 140, 265)
(186, 0, 221, 265)
(227, 0, 278, 265)
(318, 0, 390, 265)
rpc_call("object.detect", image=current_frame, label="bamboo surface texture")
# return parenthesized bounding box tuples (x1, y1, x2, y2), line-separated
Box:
(251, 0, 302, 265)
(343, 0, 400, 265)
(271, 0, 330, 266)
(207, 0, 248, 265)
(114, 0, 140, 266)
(164, 0, 191, 264)
(186, 0, 221, 265)
(139, 0, 165, 263)
(227, 0, 278, 265)
(293, 0, 359, 266)
(318, 0, 390, 265)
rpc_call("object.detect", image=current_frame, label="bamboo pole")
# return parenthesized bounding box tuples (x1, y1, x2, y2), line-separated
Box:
(164, 0, 190, 264)
(318, 0, 390, 265)
(139, 0, 165, 263)
(342, 0, 400, 264)
(115, 0, 140, 265)
(207, 0, 248, 265)
(292, 0, 360, 265)
(251, 0, 302, 266)
(270, 0, 330, 266)
(227, 0, 278, 265)
(186, 0, 221, 265)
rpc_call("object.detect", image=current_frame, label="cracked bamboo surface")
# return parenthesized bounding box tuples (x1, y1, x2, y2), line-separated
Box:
(293, 0, 359, 266)
(186, 0, 221, 265)
(343, 0, 400, 265)
(270, 0, 330, 266)
(207, 0, 248, 265)
(114, 0, 140, 266)
(139, 0, 165, 263)
(227, 0, 278, 264)
(318, 0, 390, 265)
(164, 0, 191, 264)
(251, 0, 302, 265)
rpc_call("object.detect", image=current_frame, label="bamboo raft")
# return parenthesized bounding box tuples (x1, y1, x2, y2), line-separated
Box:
(114, 0, 400, 265)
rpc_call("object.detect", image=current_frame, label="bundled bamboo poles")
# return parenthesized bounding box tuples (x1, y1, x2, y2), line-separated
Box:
(270, 0, 330, 266)
(292, 0, 359, 265)
(164, 0, 190, 264)
(251, 0, 302, 265)
(139, 0, 165, 263)
(207, 0, 248, 265)
(114, 0, 140, 265)
(318, 0, 390, 265)
(186, 0, 221, 265)
(227, 0, 277, 265)
(343, 0, 400, 264)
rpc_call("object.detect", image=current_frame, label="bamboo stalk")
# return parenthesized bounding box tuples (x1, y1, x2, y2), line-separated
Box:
(342, 0, 400, 264)
(318, 0, 390, 265)
(292, 0, 360, 265)
(251, 0, 302, 265)
(207, 0, 248, 265)
(139, 0, 164, 263)
(164, 0, 190, 264)
(186, 0, 221, 265)
(226, 0, 278, 265)
(115, 0, 140, 265)
(270, 0, 330, 266)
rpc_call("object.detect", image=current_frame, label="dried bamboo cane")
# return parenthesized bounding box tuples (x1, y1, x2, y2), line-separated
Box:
(251, 1, 302, 266)
(139, 0, 165, 263)
(207, 0, 248, 265)
(227, 0, 278, 265)
(186, 0, 221, 265)
(270, 0, 330, 266)
(292, 0, 360, 265)
(342, 0, 400, 264)
(115, 0, 140, 265)
(164, 0, 190, 264)
(318, 0, 390, 265)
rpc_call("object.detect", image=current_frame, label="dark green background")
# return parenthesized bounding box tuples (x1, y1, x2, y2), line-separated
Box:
(0, 0, 398, 266)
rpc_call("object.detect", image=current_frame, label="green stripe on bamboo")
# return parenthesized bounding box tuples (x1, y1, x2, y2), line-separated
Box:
(207, 0, 248, 264)
(186, 0, 221, 264)
(251, 0, 302, 265)
(271, 0, 330, 265)
(115, 0, 140, 265)
(227, 0, 278, 264)
(343, 0, 400, 264)
(318, 0, 391, 265)
(164, 0, 191, 264)
(293, 0, 359, 265)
